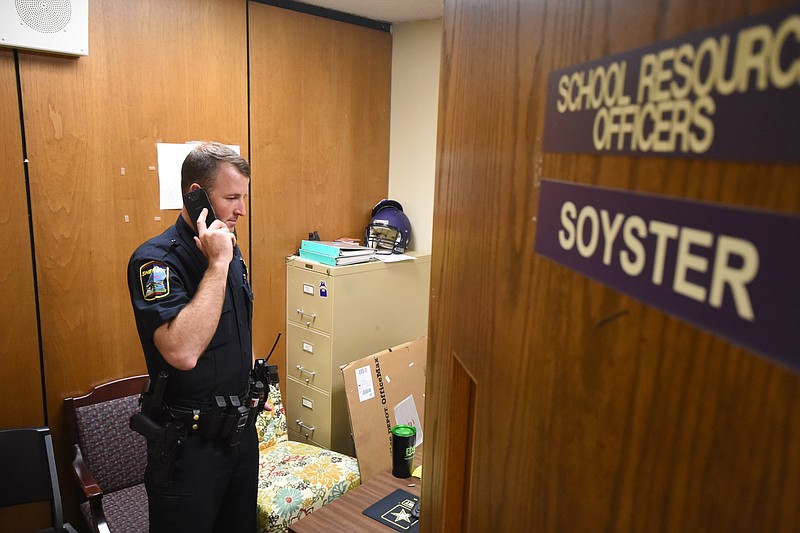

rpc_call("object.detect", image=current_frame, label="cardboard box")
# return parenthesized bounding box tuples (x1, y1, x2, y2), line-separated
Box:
(341, 336, 427, 482)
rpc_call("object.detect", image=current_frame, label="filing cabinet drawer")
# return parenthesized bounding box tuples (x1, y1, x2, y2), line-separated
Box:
(288, 428, 326, 449)
(286, 378, 331, 447)
(286, 267, 333, 332)
(286, 323, 332, 391)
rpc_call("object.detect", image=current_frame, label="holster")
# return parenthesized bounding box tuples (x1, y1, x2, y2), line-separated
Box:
(129, 371, 184, 487)
(130, 412, 186, 487)
(152, 420, 184, 487)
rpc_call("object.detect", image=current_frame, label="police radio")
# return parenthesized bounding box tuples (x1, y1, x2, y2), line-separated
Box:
(250, 331, 281, 414)
(238, 334, 281, 445)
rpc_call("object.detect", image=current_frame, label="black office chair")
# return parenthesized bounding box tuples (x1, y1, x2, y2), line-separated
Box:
(0, 426, 78, 533)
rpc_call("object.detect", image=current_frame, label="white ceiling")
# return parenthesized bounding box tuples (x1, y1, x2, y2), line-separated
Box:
(294, 0, 443, 23)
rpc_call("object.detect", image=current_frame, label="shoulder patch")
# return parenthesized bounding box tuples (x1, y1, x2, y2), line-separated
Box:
(139, 260, 170, 301)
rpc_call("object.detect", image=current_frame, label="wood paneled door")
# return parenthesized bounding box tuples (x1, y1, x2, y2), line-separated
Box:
(423, 0, 800, 531)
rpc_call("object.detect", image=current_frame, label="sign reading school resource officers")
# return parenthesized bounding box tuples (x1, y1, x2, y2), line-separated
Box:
(542, 5, 800, 163)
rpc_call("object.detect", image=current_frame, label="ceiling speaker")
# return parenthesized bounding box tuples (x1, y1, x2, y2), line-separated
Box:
(0, 0, 88, 56)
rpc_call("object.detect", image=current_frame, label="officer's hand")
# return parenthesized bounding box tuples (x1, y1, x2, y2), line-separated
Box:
(263, 402, 273, 412)
(193, 208, 235, 266)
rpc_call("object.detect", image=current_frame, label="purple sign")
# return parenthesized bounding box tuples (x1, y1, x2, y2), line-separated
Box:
(535, 179, 800, 372)
(542, 5, 800, 163)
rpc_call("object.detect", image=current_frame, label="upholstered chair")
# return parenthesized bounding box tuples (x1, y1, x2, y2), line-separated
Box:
(256, 384, 361, 532)
(64, 375, 149, 533)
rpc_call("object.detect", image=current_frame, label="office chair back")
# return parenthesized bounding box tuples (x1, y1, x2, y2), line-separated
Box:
(0, 426, 77, 532)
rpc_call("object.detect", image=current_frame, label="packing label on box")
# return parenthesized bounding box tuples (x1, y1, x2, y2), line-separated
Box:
(356, 365, 376, 402)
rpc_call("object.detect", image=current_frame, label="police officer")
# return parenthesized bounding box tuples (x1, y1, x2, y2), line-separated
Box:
(127, 142, 260, 533)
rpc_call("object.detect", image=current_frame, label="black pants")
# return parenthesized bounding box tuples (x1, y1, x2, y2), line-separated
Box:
(146, 426, 259, 533)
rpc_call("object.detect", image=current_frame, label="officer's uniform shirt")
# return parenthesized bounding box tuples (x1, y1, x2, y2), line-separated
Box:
(127, 214, 254, 407)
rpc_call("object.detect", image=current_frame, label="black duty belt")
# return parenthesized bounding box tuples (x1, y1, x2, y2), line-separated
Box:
(167, 391, 256, 445)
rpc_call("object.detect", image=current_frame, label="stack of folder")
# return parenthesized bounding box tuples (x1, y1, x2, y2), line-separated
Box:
(299, 240, 376, 266)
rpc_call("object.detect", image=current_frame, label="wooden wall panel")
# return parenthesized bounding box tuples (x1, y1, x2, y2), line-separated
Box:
(248, 4, 391, 380)
(0, 51, 43, 428)
(0, 49, 50, 533)
(15, 0, 248, 524)
(424, 0, 800, 531)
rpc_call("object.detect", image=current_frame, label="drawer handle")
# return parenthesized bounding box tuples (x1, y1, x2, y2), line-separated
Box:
(295, 419, 315, 433)
(295, 308, 317, 326)
(296, 365, 316, 381)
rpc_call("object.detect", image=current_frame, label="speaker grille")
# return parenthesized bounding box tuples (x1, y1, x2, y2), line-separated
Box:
(15, 0, 72, 34)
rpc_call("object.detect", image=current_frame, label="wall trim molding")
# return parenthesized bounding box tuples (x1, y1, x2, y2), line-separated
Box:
(252, 0, 391, 32)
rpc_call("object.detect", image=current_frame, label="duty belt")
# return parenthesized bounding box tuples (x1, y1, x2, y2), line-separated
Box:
(167, 391, 257, 446)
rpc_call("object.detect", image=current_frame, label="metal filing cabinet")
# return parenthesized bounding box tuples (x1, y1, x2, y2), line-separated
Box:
(285, 253, 431, 455)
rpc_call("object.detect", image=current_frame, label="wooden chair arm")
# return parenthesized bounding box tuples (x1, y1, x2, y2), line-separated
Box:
(71, 443, 102, 499)
(70, 444, 113, 533)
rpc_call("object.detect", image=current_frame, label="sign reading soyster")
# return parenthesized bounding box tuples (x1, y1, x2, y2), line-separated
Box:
(542, 5, 800, 163)
(535, 179, 800, 372)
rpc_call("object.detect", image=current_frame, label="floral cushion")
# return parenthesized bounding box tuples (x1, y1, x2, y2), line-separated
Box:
(255, 384, 290, 449)
(255, 384, 361, 533)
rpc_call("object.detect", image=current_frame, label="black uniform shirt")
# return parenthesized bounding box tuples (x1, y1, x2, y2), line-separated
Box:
(127, 215, 253, 406)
